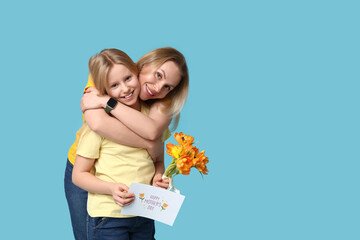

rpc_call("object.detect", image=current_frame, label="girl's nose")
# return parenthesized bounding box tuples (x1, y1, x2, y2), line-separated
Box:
(121, 83, 130, 93)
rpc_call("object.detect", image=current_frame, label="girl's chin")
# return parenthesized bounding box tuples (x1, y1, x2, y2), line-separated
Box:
(119, 97, 137, 106)
(120, 100, 137, 107)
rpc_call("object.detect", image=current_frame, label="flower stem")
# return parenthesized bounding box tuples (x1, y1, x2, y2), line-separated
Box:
(164, 158, 177, 178)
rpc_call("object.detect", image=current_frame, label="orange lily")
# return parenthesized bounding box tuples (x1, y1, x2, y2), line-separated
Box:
(163, 132, 209, 192)
(176, 156, 193, 175)
(166, 143, 183, 159)
(174, 132, 194, 146)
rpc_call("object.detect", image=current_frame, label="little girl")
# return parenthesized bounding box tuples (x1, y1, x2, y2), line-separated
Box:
(72, 49, 168, 239)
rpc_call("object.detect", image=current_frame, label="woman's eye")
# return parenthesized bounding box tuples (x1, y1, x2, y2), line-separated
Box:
(164, 85, 171, 91)
(156, 72, 162, 79)
(125, 76, 132, 81)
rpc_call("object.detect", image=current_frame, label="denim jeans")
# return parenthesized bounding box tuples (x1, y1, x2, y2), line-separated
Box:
(64, 159, 88, 240)
(88, 216, 155, 240)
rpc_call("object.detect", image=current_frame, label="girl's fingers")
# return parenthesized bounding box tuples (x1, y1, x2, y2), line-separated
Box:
(118, 184, 129, 193)
(115, 192, 134, 203)
(113, 184, 134, 206)
(115, 200, 124, 207)
(115, 197, 134, 207)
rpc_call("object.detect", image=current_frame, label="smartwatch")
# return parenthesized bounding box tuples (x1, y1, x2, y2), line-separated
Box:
(105, 97, 118, 113)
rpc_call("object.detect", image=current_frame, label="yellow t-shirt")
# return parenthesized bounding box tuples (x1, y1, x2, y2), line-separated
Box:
(77, 105, 155, 218)
(67, 75, 171, 165)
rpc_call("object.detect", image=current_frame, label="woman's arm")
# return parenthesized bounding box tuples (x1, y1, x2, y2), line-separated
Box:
(72, 154, 134, 207)
(152, 144, 170, 189)
(81, 88, 172, 141)
(111, 101, 171, 141)
(84, 109, 163, 160)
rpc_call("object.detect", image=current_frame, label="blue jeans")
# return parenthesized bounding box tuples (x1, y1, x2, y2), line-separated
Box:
(64, 159, 89, 240)
(88, 216, 155, 240)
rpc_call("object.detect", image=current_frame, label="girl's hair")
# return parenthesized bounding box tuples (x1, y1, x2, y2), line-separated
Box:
(137, 47, 189, 129)
(89, 49, 138, 95)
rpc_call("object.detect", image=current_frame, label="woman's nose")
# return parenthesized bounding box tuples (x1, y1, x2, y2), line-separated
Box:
(153, 83, 162, 93)
(153, 85, 159, 93)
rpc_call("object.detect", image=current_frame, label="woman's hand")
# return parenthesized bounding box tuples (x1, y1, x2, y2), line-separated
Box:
(111, 183, 135, 207)
(81, 87, 109, 112)
(152, 173, 169, 190)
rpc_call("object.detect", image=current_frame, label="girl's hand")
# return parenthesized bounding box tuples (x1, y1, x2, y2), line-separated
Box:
(81, 87, 109, 112)
(111, 183, 135, 207)
(152, 174, 169, 190)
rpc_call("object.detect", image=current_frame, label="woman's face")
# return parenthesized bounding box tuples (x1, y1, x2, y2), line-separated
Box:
(138, 61, 181, 101)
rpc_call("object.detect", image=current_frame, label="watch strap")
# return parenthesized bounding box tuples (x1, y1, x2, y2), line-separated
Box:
(105, 97, 118, 113)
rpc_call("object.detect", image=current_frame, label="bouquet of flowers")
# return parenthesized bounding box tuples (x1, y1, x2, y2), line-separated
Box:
(162, 132, 209, 193)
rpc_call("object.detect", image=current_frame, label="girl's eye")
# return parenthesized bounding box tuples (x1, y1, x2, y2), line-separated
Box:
(111, 83, 118, 88)
(125, 76, 132, 81)
(164, 85, 171, 91)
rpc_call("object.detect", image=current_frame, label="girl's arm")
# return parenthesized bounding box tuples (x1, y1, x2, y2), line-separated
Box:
(72, 154, 135, 207)
(81, 88, 172, 141)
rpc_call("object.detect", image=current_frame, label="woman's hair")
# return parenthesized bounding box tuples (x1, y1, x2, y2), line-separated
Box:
(137, 47, 189, 129)
(89, 49, 138, 95)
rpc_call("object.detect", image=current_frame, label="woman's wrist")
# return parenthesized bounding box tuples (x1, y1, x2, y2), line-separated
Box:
(101, 96, 111, 109)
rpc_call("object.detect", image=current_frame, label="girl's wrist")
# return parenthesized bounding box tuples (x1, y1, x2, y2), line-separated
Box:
(108, 182, 117, 195)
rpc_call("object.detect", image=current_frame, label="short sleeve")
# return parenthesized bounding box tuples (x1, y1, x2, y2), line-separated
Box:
(76, 124, 102, 159)
(161, 128, 172, 142)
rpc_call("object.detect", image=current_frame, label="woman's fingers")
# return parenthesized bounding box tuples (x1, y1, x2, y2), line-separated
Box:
(155, 181, 169, 189)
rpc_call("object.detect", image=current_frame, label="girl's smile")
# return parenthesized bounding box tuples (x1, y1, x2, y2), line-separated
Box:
(119, 90, 135, 101)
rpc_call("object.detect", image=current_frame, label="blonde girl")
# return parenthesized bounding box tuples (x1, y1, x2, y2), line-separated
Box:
(72, 48, 168, 240)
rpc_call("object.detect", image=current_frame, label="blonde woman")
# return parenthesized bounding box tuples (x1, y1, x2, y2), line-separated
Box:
(64, 47, 189, 239)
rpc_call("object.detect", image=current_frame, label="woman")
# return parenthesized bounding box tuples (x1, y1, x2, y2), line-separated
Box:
(64, 47, 189, 240)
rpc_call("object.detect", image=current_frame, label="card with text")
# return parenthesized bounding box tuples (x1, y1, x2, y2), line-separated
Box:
(121, 183, 185, 226)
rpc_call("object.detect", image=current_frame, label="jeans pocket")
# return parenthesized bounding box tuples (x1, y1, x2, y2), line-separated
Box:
(95, 217, 107, 229)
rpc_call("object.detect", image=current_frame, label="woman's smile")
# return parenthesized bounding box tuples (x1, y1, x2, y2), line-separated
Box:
(146, 84, 154, 96)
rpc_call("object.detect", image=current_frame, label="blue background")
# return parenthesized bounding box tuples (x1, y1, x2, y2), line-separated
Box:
(1, 0, 359, 239)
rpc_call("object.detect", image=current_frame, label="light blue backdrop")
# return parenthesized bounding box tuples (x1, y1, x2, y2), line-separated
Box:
(0, 1, 359, 239)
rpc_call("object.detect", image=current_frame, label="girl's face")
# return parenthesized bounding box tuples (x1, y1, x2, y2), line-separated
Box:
(107, 64, 140, 107)
(138, 61, 181, 101)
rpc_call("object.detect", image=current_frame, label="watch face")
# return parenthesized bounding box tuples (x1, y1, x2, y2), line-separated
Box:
(107, 98, 117, 108)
